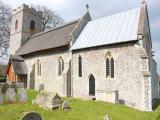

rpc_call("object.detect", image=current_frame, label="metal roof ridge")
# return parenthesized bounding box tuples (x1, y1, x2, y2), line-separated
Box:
(90, 7, 141, 23)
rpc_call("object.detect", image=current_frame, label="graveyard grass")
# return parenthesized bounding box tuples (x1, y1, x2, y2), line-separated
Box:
(0, 90, 160, 120)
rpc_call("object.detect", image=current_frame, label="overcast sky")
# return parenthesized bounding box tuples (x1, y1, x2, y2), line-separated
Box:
(3, 0, 160, 73)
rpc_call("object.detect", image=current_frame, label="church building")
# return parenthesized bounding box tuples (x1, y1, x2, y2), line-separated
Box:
(6, 1, 159, 111)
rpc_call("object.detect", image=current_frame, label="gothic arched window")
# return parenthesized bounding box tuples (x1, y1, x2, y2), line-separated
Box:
(37, 59, 41, 76)
(58, 57, 64, 76)
(78, 56, 82, 77)
(111, 58, 114, 78)
(15, 20, 18, 30)
(106, 58, 110, 77)
(30, 20, 35, 33)
(105, 51, 114, 78)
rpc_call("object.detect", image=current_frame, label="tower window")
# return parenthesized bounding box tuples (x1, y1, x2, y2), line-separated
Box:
(30, 20, 35, 33)
(15, 20, 18, 30)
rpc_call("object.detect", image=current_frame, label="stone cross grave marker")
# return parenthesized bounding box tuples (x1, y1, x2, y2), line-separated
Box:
(21, 112, 42, 120)
(18, 88, 27, 102)
(6, 88, 16, 103)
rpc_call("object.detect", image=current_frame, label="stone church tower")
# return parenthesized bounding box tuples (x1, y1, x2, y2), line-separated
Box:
(9, 4, 43, 55)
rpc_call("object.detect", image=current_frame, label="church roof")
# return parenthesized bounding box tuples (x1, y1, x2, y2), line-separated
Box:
(16, 19, 80, 55)
(71, 7, 141, 50)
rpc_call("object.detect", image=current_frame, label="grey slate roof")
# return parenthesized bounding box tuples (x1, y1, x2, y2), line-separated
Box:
(16, 19, 80, 55)
(71, 7, 141, 50)
(10, 55, 24, 61)
(12, 60, 28, 75)
(10, 55, 28, 75)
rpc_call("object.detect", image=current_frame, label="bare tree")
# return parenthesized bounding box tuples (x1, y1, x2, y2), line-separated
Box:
(0, 1, 11, 62)
(32, 5, 64, 31)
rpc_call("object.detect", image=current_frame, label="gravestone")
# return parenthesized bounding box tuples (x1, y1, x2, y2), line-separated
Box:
(0, 91, 3, 104)
(20, 112, 42, 120)
(18, 88, 27, 102)
(6, 88, 16, 103)
(104, 114, 111, 120)
(39, 84, 44, 93)
(16, 82, 25, 88)
(32, 91, 62, 110)
(10, 83, 18, 92)
(62, 100, 70, 110)
(1, 83, 9, 94)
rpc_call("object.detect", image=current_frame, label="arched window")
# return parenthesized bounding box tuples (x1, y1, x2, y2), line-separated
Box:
(111, 58, 114, 78)
(78, 56, 82, 77)
(106, 58, 110, 77)
(105, 52, 114, 78)
(58, 57, 64, 76)
(37, 60, 41, 76)
(30, 20, 35, 33)
(15, 20, 18, 30)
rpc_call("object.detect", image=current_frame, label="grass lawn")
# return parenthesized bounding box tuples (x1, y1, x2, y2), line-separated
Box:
(0, 90, 160, 120)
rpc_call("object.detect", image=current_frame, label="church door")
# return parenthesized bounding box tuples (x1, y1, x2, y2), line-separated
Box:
(89, 74, 95, 96)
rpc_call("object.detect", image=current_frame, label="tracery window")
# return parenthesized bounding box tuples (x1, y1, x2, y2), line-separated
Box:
(105, 51, 114, 78)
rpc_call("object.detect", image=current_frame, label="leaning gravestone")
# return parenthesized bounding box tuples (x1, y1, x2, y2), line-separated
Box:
(0, 91, 3, 104)
(18, 88, 27, 103)
(6, 88, 16, 103)
(39, 84, 44, 93)
(62, 100, 70, 110)
(32, 91, 62, 110)
(20, 112, 42, 120)
(16, 82, 25, 88)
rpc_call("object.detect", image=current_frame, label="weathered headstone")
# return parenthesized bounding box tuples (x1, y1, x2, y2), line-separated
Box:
(32, 91, 62, 110)
(0, 91, 3, 104)
(18, 88, 27, 103)
(16, 82, 25, 88)
(10, 83, 18, 92)
(1, 83, 9, 94)
(62, 100, 70, 110)
(6, 88, 16, 103)
(104, 114, 111, 120)
(39, 84, 44, 93)
(21, 112, 42, 120)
